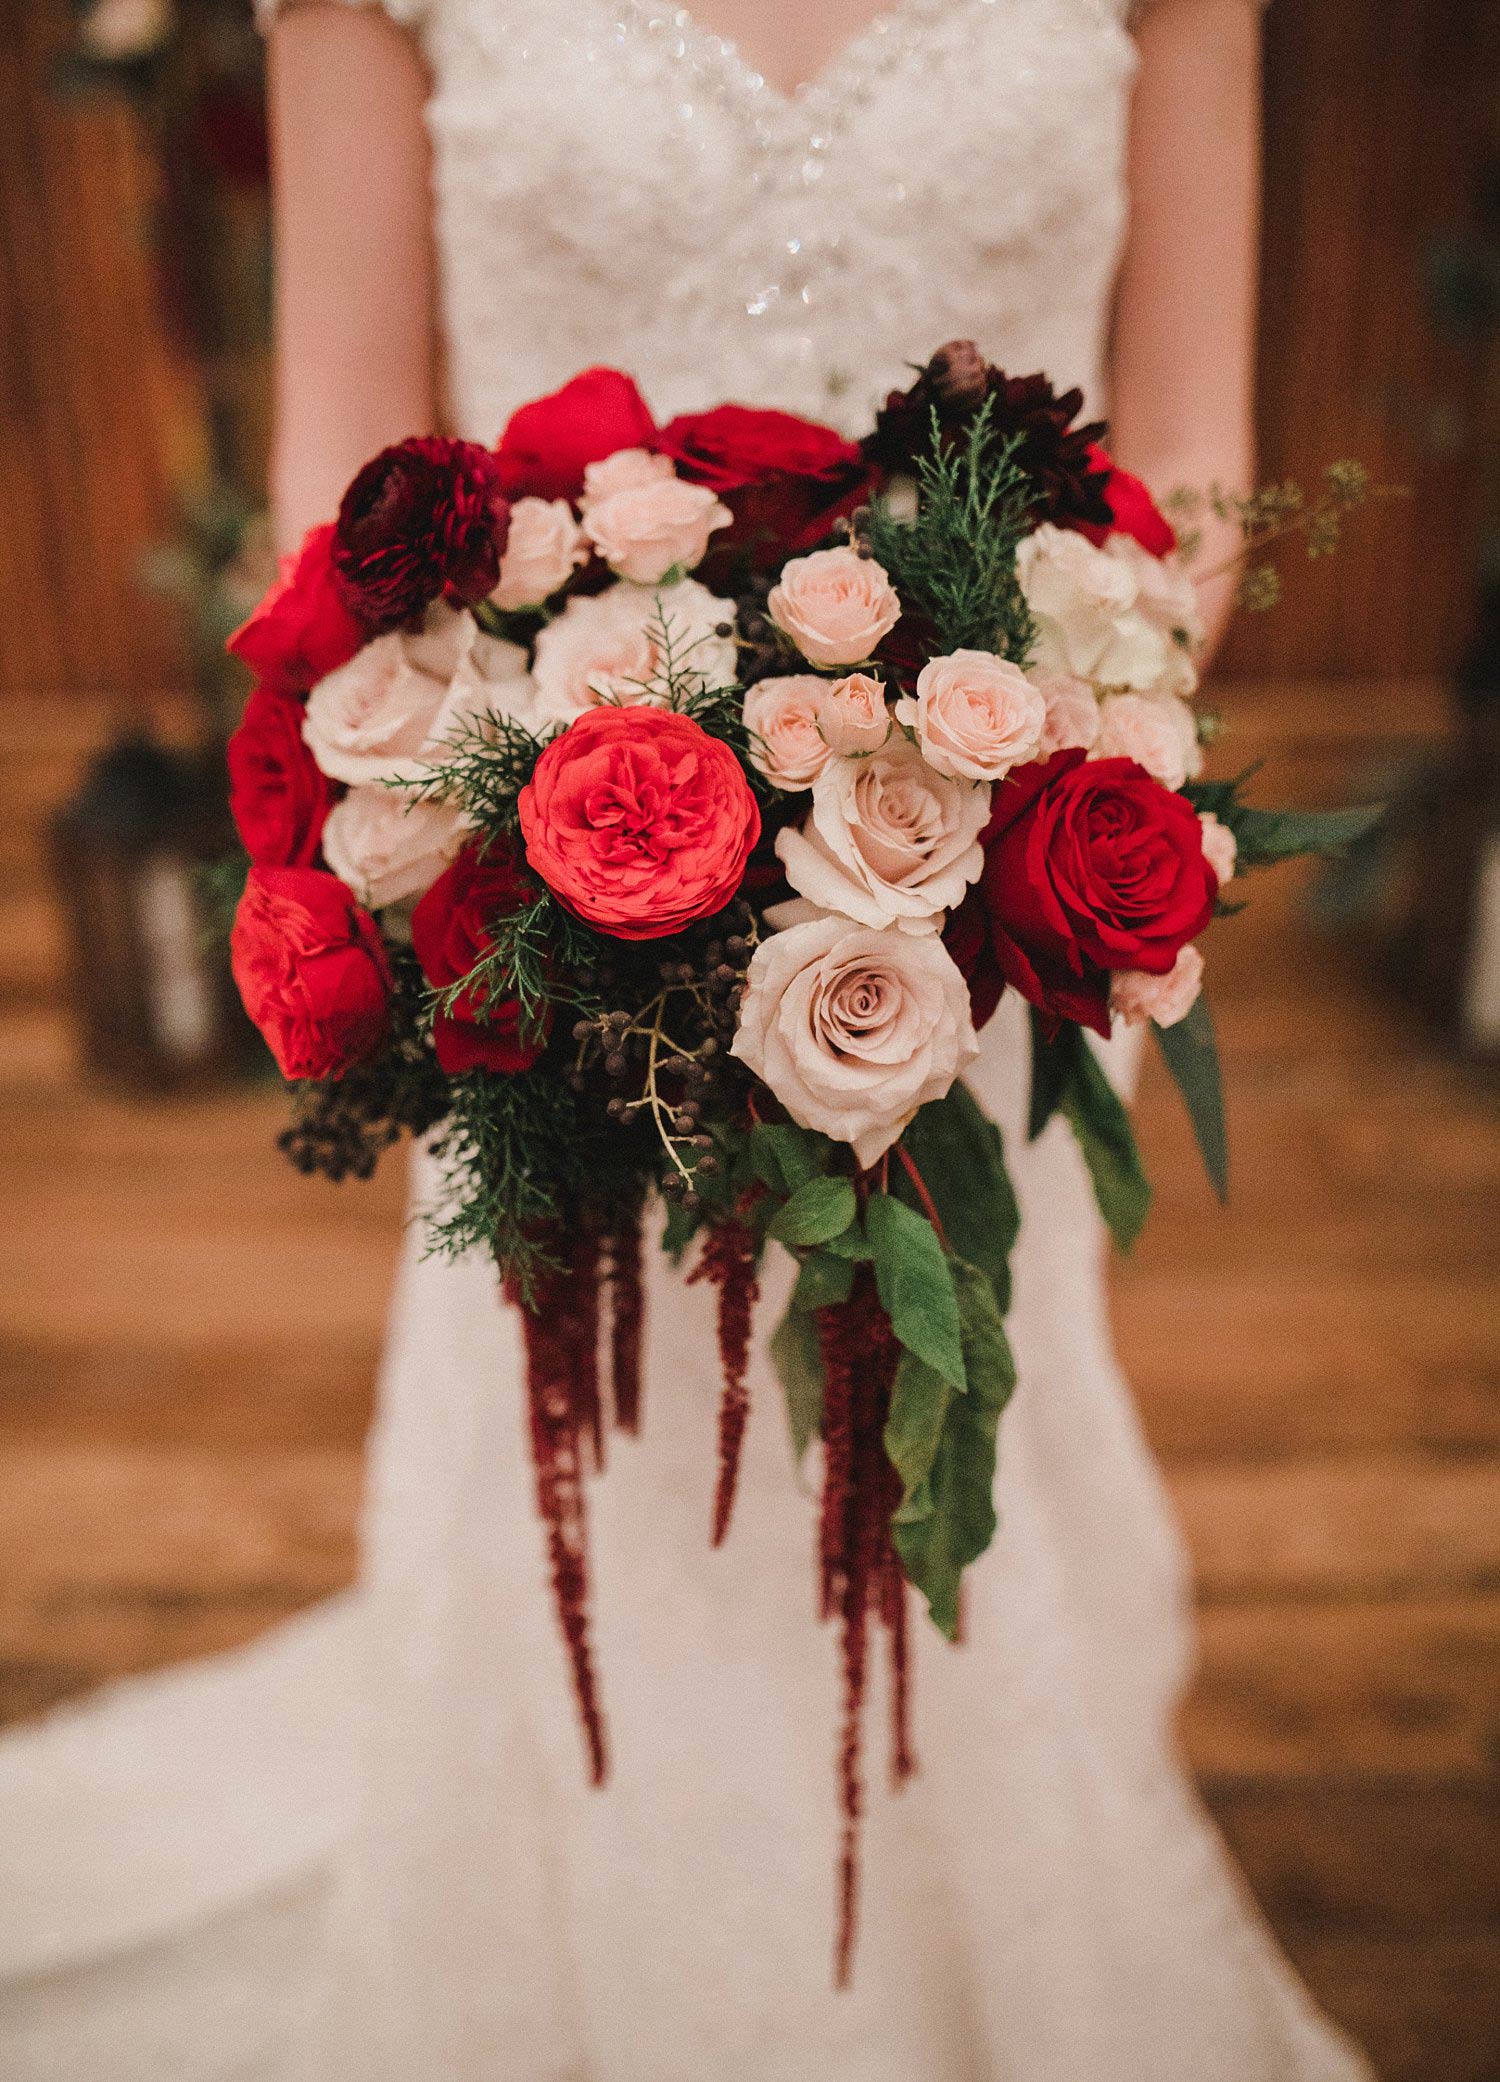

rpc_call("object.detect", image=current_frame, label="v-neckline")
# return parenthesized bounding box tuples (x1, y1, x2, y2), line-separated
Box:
(622, 0, 954, 111)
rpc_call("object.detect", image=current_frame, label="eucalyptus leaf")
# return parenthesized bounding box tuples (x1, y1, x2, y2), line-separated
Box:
(866, 1193, 966, 1391)
(1154, 998, 1228, 1201)
(767, 1175, 858, 1248)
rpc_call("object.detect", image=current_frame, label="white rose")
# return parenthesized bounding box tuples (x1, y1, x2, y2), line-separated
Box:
(1018, 523, 1198, 698)
(1199, 810, 1238, 886)
(302, 605, 468, 786)
(582, 476, 732, 584)
(766, 546, 901, 670)
(1095, 690, 1201, 791)
(1110, 942, 1205, 1030)
(1105, 533, 1204, 697)
(776, 734, 990, 934)
(321, 785, 467, 911)
(531, 578, 736, 724)
(894, 648, 1045, 781)
(817, 672, 892, 756)
(742, 675, 832, 791)
(1032, 671, 1101, 756)
(491, 498, 588, 611)
(580, 447, 674, 510)
(731, 914, 979, 1168)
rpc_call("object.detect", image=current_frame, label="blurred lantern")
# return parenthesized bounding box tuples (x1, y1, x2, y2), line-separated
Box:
(51, 735, 256, 1088)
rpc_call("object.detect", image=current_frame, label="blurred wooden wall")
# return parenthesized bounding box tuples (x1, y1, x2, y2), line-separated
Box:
(0, 0, 1494, 697)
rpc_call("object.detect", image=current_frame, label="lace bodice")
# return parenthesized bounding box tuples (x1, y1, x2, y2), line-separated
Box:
(265, 0, 1145, 439)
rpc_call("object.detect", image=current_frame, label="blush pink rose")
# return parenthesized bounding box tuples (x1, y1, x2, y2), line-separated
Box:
(1110, 941, 1205, 1028)
(582, 475, 732, 584)
(742, 675, 832, 790)
(580, 446, 675, 509)
(1032, 672, 1102, 756)
(530, 578, 737, 724)
(491, 497, 588, 611)
(767, 547, 901, 670)
(301, 609, 465, 786)
(1198, 811, 1238, 886)
(817, 672, 891, 756)
(320, 784, 468, 911)
(1095, 690, 1201, 791)
(895, 649, 1045, 781)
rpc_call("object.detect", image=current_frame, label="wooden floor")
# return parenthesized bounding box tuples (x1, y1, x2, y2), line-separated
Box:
(0, 683, 1496, 2080)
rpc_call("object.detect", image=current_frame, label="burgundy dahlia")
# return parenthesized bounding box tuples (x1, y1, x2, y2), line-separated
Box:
(332, 436, 511, 629)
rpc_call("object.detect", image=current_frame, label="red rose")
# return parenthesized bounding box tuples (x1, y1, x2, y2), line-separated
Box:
(230, 866, 393, 1080)
(332, 436, 511, 629)
(518, 707, 760, 940)
(655, 404, 873, 563)
(227, 523, 368, 698)
(1074, 443, 1176, 557)
(227, 687, 336, 867)
(495, 368, 658, 502)
(976, 751, 1216, 1036)
(411, 841, 550, 1075)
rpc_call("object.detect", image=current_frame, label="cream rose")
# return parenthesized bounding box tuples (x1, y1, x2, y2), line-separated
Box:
(894, 648, 1045, 782)
(580, 446, 674, 509)
(730, 914, 979, 1167)
(767, 546, 901, 670)
(742, 675, 833, 791)
(1032, 671, 1102, 755)
(1198, 811, 1238, 886)
(1106, 533, 1203, 697)
(1095, 690, 1201, 791)
(302, 605, 468, 786)
(817, 672, 891, 756)
(531, 578, 737, 723)
(1017, 523, 1199, 698)
(491, 497, 588, 611)
(776, 734, 990, 933)
(321, 785, 467, 911)
(582, 476, 732, 585)
(1110, 942, 1205, 1029)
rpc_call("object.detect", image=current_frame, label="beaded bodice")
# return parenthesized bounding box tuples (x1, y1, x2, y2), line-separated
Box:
(380, 0, 1142, 439)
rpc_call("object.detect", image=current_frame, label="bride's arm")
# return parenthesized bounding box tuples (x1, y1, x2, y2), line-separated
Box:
(1111, 0, 1264, 653)
(265, 7, 436, 549)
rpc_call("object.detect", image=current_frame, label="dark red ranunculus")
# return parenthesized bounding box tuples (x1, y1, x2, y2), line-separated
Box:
(1074, 443, 1176, 557)
(411, 841, 549, 1075)
(332, 436, 511, 629)
(655, 404, 874, 564)
(494, 368, 658, 502)
(975, 751, 1217, 1037)
(230, 866, 392, 1080)
(227, 687, 336, 868)
(227, 523, 368, 698)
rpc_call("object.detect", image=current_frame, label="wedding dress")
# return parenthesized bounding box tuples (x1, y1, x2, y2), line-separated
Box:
(0, 3, 1378, 2077)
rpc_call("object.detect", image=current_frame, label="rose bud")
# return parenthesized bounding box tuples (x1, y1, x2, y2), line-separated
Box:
(332, 436, 511, 630)
(816, 672, 891, 756)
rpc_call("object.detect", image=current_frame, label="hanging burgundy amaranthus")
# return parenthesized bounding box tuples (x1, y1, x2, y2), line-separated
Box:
(689, 1208, 761, 1545)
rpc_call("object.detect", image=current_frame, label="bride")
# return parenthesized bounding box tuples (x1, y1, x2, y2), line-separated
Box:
(0, 2, 1377, 2077)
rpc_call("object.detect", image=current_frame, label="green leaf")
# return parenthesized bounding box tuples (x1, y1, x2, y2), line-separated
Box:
(820, 1222, 874, 1261)
(791, 1247, 856, 1312)
(1027, 1013, 1075, 1142)
(748, 1121, 830, 1197)
(769, 1304, 823, 1464)
(1229, 802, 1383, 865)
(883, 1347, 954, 1509)
(1154, 998, 1228, 1201)
(865, 1193, 966, 1391)
(1061, 1037, 1152, 1253)
(897, 1081, 1021, 1311)
(891, 1260, 1016, 1636)
(766, 1175, 858, 1248)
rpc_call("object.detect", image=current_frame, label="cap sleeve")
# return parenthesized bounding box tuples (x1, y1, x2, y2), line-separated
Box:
(254, 0, 425, 33)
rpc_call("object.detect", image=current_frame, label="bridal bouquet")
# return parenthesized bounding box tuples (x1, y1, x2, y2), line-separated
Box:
(225, 344, 1377, 1979)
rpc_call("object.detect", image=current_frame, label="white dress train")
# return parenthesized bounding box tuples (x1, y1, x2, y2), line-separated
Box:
(0, 3, 1377, 2076)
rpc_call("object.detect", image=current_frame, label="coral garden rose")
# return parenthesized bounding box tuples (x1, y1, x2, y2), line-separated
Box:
(1198, 810, 1238, 886)
(332, 436, 511, 629)
(227, 523, 367, 698)
(227, 685, 335, 867)
(1032, 671, 1102, 757)
(975, 749, 1218, 1036)
(1110, 942, 1205, 1030)
(495, 368, 658, 502)
(320, 785, 468, 912)
(742, 675, 833, 791)
(411, 839, 549, 1074)
(530, 579, 736, 724)
(776, 733, 990, 933)
(1074, 443, 1177, 558)
(1017, 523, 1198, 698)
(490, 497, 588, 611)
(582, 474, 732, 584)
(816, 672, 891, 757)
(731, 913, 978, 1168)
(1095, 690, 1200, 792)
(895, 649, 1045, 782)
(230, 865, 392, 1080)
(518, 706, 760, 939)
(767, 547, 901, 670)
(656, 404, 873, 561)
(580, 446, 675, 509)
